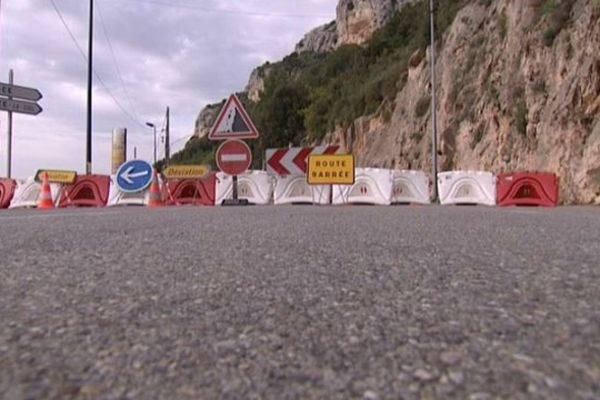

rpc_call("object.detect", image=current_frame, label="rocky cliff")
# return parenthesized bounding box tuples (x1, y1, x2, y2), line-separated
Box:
(296, 0, 417, 53)
(327, 0, 600, 204)
(191, 0, 600, 204)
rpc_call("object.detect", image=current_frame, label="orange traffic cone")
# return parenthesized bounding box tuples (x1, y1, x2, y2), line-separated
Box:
(147, 170, 164, 208)
(37, 172, 55, 209)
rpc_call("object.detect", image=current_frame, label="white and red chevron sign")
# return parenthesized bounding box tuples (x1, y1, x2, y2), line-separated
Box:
(266, 145, 342, 176)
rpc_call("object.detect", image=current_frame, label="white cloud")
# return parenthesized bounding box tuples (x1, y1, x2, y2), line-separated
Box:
(0, 0, 337, 178)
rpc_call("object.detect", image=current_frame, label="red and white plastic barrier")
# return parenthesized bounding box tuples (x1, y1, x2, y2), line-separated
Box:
(9, 177, 62, 209)
(273, 175, 330, 205)
(0, 179, 17, 209)
(438, 171, 496, 206)
(59, 175, 111, 208)
(497, 172, 559, 207)
(216, 171, 273, 205)
(392, 170, 430, 204)
(163, 175, 217, 206)
(333, 168, 394, 205)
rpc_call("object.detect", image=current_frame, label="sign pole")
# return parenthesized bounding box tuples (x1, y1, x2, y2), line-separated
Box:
(6, 69, 13, 178)
(232, 175, 238, 201)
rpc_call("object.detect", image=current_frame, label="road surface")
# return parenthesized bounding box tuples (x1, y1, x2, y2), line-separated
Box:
(1, 206, 599, 399)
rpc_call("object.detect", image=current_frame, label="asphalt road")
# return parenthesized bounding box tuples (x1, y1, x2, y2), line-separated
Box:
(1, 206, 599, 400)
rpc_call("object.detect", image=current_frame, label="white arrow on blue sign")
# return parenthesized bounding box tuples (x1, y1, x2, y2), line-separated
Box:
(116, 160, 154, 193)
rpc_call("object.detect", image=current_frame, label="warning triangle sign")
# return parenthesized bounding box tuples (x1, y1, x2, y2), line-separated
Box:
(208, 94, 260, 140)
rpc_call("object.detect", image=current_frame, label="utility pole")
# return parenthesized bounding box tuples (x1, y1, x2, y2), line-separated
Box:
(86, 0, 94, 175)
(6, 69, 13, 178)
(165, 106, 170, 165)
(429, 0, 439, 202)
(0, 1, 5, 178)
(0, 0, 4, 56)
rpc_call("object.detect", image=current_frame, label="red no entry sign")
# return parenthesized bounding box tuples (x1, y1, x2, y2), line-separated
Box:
(216, 139, 252, 176)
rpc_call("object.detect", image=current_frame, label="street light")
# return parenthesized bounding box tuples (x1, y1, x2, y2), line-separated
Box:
(86, 0, 93, 174)
(146, 122, 157, 164)
(429, 0, 439, 202)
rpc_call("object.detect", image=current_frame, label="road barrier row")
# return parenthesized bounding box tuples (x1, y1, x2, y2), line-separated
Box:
(0, 169, 562, 209)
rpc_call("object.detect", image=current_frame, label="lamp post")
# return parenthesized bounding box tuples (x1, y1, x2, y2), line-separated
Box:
(146, 122, 157, 164)
(429, 0, 439, 202)
(86, 0, 93, 174)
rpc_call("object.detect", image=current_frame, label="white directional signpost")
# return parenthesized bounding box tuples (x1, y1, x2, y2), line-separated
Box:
(0, 98, 43, 116)
(0, 70, 44, 178)
(0, 82, 43, 102)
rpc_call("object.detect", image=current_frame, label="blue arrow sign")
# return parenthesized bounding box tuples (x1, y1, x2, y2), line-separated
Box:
(116, 160, 153, 193)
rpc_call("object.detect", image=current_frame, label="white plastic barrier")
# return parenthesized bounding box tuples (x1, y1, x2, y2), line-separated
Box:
(392, 170, 431, 204)
(9, 177, 62, 209)
(107, 175, 151, 207)
(333, 168, 394, 206)
(273, 175, 330, 205)
(216, 171, 273, 205)
(438, 171, 496, 206)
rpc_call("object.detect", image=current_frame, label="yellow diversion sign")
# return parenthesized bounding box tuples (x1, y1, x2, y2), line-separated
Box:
(307, 154, 355, 185)
(35, 169, 77, 184)
(163, 165, 210, 179)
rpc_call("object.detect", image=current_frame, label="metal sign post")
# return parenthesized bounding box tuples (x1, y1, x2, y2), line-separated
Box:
(7, 69, 12, 178)
(232, 175, 239, 201)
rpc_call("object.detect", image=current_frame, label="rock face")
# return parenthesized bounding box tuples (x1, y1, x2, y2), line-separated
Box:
(193, 102, 222, 138)
(245, 64, 273, 102)
(326, 0, 600, 204)
(295, 0, 416, 53)
(295, 22, 338, 54)
(335, 0, 415, 45)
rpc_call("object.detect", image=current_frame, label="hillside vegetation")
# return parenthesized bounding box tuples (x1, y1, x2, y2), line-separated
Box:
(163, 0, 466, 170)
(164, 0, 600, 204)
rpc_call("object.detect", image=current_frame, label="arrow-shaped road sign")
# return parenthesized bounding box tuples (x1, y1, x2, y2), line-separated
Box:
(266, 145, 341, 176)
(0, 82, 43, 101)
(0, 97, 43, 115)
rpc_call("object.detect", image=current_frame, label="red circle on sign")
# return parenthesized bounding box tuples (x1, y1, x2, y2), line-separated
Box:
(216, 139, 252, 175)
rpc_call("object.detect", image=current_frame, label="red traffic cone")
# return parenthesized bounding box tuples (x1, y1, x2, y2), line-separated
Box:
(147, 170, 164, 208)
(37, 172, 55, 209)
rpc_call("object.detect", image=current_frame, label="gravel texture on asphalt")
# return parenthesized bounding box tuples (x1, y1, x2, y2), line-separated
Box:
(0, 206, 599, 400)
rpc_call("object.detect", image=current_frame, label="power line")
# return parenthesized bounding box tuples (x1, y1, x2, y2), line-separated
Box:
(107, 0, 333, 19)
(96, 0, 141, 125)
(48, 0, 145, 129)
(171, 134, 193, 146)
(153, 133, 193, 160)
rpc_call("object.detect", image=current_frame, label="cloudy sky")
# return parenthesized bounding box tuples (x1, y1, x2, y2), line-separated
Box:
(0, 0, 337, 178)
